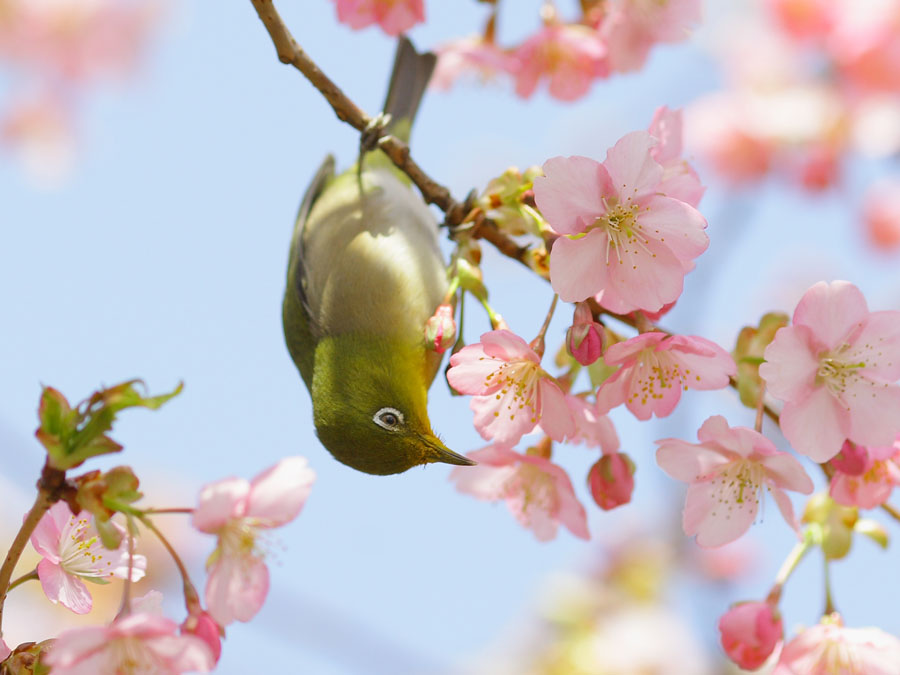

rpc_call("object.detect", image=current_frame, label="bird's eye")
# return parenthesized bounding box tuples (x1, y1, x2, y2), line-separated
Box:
(373, 407, 404, 431)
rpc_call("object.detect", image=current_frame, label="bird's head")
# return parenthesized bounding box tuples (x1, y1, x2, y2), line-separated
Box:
(310, 333, 474, 475)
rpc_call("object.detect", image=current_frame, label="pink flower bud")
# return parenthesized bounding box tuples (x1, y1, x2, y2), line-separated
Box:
(718, 601, 782, 670)
(425, 304, 456, 353)
(829, 440, 871, 476)
(566, 301, 604, 365)
(587, 452, 635, 510)
(182, 611, 222, 663)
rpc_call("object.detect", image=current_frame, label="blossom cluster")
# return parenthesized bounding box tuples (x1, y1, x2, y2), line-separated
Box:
(330, 0, 700, 101)
(684, 0, 900, 248)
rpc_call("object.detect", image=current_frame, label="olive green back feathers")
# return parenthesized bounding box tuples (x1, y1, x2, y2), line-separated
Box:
(282, 37, 473, 475)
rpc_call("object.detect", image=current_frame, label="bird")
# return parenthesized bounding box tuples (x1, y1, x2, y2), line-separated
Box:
(282, 37, 475, 475)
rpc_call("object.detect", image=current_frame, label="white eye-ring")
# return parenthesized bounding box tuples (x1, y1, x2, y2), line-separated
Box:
(373, 407, 404, 431)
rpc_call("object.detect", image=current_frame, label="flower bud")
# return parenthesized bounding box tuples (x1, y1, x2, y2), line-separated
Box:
(182, 611, 223, 663)
(718, 601, 782, 670)
(829, 441, 870, 476)
(587, 452, 635, 510)
(566, 301, 604, 365)
(425, 304, 456, 353)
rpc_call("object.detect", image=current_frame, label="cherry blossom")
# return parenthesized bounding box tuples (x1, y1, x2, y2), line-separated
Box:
(511, 24, 607, 102)
(588, 452, 635, 510)
(432, 37, 516, 90)
(29, 502, 146, 615)
(44, 611, 214, 674)
(599, 0, 702, 74)
(773, 614, 900, 675)
(332, 0, 424, 36)
(565, 394, 620, 453)
(656, 416, 814, 547)
(534, 131, 708, 310)
(192, 456, 316, 625)
(760, 281, 900, 462)
(450, 445, 589, 541)
(447, 330, 574, 446)
(719, 601, 783, 670)
(829, 439, 900, 509)
(863, 178, 900, 250)
(596, 333, 735, 421)
(0, 638, 9, 661)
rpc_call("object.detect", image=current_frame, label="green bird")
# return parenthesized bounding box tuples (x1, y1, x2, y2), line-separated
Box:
(282, 38, 474, 475)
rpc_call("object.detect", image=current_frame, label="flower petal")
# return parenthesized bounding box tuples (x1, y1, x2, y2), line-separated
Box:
(38, 558, 92, 614)
(781, 387, 848, 462)
(205, 554, 270, 625)
(638, 194, 709, 262)
(792, 280, 869, 349)
(246, 456, 316, 526)
(760, 324, 820, 401)
(843, 377, 900, 448)
(536, 379, 575, 441)
(604, 130, 663, 196)
(656, 439, 731, 482)
(192, 478, 250, 533)
(534, 155, 611, 234)
(447, 343, 501, 395)
(683, 478, 758, 548)
(480, 330, 538, 363)
(761, 454, 814, 494)
(549, 229, 610, 302)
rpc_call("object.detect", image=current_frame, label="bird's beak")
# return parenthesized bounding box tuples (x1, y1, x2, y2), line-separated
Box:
(422, 434, 476, 467)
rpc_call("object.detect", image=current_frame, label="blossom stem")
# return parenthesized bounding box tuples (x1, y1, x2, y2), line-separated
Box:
(0, 488, 53, 638)
(754, 382, 767, 433)
(766, 537, 813, 605)
(136, 514, 202, 613)
(119, 518, 136, 617)
(6, 569, 38, 593)
(530, 294, 559, 357)
(823, 556, 837, 615)
(142, 508, 195, 515)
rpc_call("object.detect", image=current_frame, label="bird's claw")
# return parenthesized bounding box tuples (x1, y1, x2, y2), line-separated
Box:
(357, 113, 393, 188)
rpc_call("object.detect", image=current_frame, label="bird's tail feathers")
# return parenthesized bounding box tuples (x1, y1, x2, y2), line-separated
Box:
(381, 37, 436, 144)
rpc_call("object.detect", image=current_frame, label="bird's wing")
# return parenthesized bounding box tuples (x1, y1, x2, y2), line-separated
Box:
(283, 155, 335, 389)
(290, 154, 335, 338)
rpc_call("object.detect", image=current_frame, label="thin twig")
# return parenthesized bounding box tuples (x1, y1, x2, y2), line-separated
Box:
(249, 0, 463, 221)
(6, 569, 38, 594)
(0, 491, 52, 636)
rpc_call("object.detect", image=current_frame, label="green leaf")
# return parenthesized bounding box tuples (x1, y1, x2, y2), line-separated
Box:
(732, 312, 789, 409)
(37, 380, 183, 470)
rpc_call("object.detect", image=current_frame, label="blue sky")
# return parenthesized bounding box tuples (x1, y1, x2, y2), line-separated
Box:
(2, 1, 899, 672)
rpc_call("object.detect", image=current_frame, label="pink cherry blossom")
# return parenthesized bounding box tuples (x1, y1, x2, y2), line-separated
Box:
(829, 439, 900, 509)
(0, 638, 9, 661)
(534, 131, 708, 310)
(511, 24, 607, 102)
(587, 452, 635, 510)
(773, 614, 900, 675)
(192, 456, 315, 625)
(648, 106, 705, 208)
(766, 0, 834, 42)
(656, 416, 814, 547)
(447, 330, 574, 446)
(863, 178, 900, 251)
(332, 0, 424, 36)
(596, 333, 736, 421)
(44, 611, 214, 674)
(450, 445, 589, 541)
(759, 281, 900, 462)
(29, 502, 146, 615)
(432, 36, 516, 90)
(565, 394, 620, 453)
(719, 601, 783, 670)
(599, 0, 702, 74)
